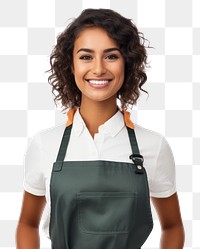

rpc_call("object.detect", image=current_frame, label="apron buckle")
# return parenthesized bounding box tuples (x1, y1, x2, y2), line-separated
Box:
(129, 154, 144, 174)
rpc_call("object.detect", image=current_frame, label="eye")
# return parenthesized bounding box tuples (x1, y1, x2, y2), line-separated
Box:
(105, 54, 119, 60)
(79, 55, 92, 60)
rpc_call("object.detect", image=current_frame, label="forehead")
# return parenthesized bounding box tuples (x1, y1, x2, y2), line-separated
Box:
(74, 27, 119, 51)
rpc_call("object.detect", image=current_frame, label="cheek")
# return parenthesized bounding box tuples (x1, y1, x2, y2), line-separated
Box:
(74, 63, 88, 78)
(113, 65, 125, 80)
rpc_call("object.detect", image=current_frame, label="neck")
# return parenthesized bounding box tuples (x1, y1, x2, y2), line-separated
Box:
(79, 97, 118, 138)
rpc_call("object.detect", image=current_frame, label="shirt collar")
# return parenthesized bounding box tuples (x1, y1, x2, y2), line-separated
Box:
(98, 110, 125, 137)
(66, 108, 134, 137)
(72, 108, 86, 137)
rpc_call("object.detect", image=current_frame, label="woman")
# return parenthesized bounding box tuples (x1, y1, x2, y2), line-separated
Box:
(16, 8, 184, 249)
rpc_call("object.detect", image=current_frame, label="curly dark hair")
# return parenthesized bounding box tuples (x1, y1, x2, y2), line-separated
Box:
(48, 8, 149, 111)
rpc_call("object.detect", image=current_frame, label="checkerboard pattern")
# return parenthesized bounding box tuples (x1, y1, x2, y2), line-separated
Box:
(0, 0, 199, 248)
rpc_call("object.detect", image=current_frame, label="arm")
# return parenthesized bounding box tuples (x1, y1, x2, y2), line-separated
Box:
(16, 191, 46, 249)
(151, 193, 185, 249)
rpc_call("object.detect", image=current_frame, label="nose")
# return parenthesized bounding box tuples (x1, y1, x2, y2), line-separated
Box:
(92, 59, 107, 76)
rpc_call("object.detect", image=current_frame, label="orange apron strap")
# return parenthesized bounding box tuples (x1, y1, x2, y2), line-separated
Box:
(121, 110, 134, 129)
(66, 108, 134, 129)
(66, 108, 77, 127)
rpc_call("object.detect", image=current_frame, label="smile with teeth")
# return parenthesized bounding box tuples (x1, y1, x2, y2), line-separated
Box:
(87, 79, 111, 85)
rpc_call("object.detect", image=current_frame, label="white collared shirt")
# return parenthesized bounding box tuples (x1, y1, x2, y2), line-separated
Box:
(24, 109, 176, 238)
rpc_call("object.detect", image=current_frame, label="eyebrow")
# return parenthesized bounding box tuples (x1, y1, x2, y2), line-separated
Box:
(76, 47, 121, 54)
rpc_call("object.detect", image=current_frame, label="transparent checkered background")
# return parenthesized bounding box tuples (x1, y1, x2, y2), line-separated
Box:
(0, 0, 199, 248)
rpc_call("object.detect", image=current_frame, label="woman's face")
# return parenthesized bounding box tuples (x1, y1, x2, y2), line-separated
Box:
(72, 27, 125, 104)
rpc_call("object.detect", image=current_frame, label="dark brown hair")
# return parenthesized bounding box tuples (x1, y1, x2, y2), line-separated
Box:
(48, 8, 149, 111)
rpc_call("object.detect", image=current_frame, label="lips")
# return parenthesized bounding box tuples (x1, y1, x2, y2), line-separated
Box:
(85, 79, 112, 89)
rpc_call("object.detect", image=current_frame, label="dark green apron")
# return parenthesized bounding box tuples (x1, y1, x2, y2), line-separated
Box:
(50, 124, 153, 249)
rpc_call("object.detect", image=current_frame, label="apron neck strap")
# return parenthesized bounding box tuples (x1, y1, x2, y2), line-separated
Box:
(127, 127, 140, 155)
(56, 124, 72, 162)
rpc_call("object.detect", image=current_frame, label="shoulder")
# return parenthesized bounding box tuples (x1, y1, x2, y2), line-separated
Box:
(134, 123, 173, 156)
(24, 123, 67, 176)
(134, 123, 164, 140)
(133, 123, 166, 152)
(31, 123, 66, 148)
(36, 122, 66, 138)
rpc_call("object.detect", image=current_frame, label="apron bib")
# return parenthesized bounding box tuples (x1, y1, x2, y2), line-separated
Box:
(50, 124, 153, 249)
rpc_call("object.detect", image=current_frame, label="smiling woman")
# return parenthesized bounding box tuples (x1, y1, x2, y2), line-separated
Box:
(16, 8, 184, 249)
(47, 8, 148, 111)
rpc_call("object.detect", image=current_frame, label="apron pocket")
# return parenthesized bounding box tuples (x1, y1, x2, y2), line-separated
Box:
(76, 191, 137, 234)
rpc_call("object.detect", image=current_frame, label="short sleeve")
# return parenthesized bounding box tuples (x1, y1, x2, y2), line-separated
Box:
(23, 134, 46, 196)
(150, 136, 176, 198)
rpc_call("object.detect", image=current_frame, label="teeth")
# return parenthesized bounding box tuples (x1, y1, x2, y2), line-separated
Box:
(88, 80, 110, 85)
